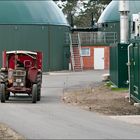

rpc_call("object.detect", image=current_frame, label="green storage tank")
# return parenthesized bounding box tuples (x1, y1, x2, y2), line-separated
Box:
(0, 0, 70, 71)
(110, 43, 128, 88)
(129, 39, 140, 102)
(98, 0, 140, 42)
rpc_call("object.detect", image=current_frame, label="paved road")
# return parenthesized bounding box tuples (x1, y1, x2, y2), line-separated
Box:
(0, 70, 140, 139)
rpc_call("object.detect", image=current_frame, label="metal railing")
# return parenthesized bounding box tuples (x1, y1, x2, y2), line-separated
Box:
(69, 34, 75, 71)
(71, 33, 79, 44)
(70, 33, 83, 71)
(77, 33, 83, 71)
(79, 32, 117, 46)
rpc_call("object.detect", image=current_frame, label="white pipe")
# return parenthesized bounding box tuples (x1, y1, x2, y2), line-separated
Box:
(127, 43, 133, 102)
(119, 0, 129, 12)
(120, 13, 129, 43)
(119, 0, 130, 43)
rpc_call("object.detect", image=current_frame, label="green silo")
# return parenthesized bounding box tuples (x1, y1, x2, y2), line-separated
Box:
(98, 0, 140, 42)
(0, 0, 70, 71)
(98, 0, 140, 87)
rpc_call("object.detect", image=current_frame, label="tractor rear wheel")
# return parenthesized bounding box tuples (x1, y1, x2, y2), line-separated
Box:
(37, 73, 42, 101)
(1, 84, 6, 103)
(32, 84, 37, 103)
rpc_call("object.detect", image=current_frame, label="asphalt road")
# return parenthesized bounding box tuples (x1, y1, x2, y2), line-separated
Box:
(0, 70, 140, 139)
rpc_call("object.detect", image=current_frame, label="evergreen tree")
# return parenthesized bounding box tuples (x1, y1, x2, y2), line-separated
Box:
(54, 0, 112, 27)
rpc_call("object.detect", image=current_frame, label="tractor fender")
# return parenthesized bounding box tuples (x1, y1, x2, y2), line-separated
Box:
(28, 67, 38, 83)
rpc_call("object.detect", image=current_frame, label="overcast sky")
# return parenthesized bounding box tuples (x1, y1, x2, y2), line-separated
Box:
(55, 0, 89, 16)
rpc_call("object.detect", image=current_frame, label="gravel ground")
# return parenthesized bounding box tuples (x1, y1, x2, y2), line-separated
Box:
(0, 123, 25, 139)
(62, 82, 140, 115)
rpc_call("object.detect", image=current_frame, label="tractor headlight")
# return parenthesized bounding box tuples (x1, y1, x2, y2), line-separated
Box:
(20, 83, 24, 86)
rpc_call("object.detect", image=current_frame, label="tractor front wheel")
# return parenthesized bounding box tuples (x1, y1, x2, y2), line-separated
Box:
(1, 84, 6, 103)
(37, 73, 42, 101)
(32, 84, 37, 103)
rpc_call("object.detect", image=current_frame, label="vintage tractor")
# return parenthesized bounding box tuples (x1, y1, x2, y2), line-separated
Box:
(0, 50, 43, 103)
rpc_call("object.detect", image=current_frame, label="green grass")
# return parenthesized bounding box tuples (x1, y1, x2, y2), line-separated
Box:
(105, 81, 128, 91)
(111, 87, 128, 91)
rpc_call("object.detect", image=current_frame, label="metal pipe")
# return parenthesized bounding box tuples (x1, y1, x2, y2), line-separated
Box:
(119, 0, 130, 43)
(127, 43, 133, 102)
(120, 13, 129, 43)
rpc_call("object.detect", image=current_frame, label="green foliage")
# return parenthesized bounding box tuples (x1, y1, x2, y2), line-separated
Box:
(75, 1, 103, 27)
(54, 0, 112, 27)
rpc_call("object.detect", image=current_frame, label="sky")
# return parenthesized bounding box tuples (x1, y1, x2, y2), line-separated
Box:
(55, 0, 89, 16)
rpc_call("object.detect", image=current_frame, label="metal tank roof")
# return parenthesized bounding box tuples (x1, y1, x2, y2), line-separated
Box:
(98, 0, 140, 23)
(0, 0, 69, 26)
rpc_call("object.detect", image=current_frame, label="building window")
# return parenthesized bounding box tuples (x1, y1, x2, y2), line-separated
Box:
(81, 48, 90, 56)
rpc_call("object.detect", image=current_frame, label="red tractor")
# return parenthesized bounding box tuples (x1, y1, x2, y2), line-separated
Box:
(0, 50, 43, 103)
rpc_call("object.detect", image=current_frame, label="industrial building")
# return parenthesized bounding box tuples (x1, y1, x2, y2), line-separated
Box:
(0, 0, 70, 71)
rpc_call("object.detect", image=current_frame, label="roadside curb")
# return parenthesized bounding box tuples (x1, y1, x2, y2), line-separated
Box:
(43, 71, 72, 75)
(109, 115, 140, 125)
